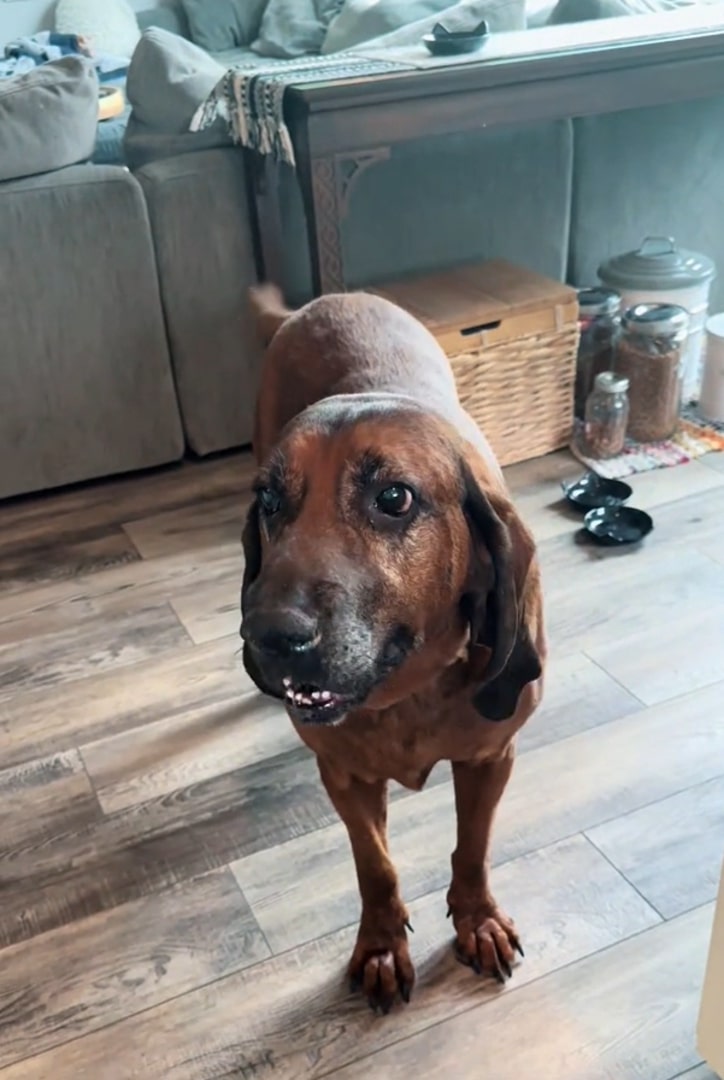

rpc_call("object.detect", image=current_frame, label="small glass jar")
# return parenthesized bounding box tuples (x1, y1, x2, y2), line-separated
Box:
(581, 371, 630, 459)
(615, 303, 690, 443)
(574, 287, 622, 418)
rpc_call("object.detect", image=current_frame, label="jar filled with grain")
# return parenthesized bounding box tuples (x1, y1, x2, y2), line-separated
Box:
(574, 287, 622, 417)
(581, 371, 630, 459)
(615, 303, 689, 442)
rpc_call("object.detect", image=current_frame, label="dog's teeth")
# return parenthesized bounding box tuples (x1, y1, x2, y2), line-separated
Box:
(282, 677, 292, 688)
(311, 691, 321, 701)
(320, 690, 332, 701)
(285, 687, 295, 700)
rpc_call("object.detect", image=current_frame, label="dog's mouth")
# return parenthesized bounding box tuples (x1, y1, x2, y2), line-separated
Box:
(282, 676, 352, 725)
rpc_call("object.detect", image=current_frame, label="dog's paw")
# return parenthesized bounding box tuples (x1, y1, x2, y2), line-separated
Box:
(348, 906, 415, 1014)
(448, 897, 523, 984)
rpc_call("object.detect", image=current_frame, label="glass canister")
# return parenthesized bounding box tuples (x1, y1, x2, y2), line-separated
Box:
(574, 287, 622, 418)
(598, 236, 715, 402)
(581, 371, 630, 459)
(615, 303, 690, 443)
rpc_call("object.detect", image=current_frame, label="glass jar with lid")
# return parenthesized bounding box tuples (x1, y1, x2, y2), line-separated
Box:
(615, 303, 689, 443)
(598, 236, 715, 402)
(574, 287, 622, 418)
(581, 371, 630, 459)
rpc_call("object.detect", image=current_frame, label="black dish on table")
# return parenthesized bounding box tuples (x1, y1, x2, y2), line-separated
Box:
(423, 20, 489, 55)
(562, 472, 633, 512)
(583, 506, 654, 546)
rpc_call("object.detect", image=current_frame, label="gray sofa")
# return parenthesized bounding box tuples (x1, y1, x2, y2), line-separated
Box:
(0, 57, 184, 501)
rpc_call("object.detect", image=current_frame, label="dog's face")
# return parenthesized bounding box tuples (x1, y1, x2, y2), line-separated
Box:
(241, 397, 540, 726)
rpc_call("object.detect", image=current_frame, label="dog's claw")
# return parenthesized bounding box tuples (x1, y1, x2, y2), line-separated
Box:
(404, 919, 414, 934)
(400, 981, 412, 1004)
(446, 906, 452, 919)
(500, 956, 513, 979)
(512, 936, 525, 958)
(471, 957, 482, 976)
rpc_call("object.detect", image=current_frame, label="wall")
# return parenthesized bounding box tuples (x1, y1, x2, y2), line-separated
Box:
(0, 0, 163, 40)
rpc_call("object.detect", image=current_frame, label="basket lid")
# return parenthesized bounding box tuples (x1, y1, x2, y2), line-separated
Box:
(598, 236, 715, 291)
(369, 260, 577, 335)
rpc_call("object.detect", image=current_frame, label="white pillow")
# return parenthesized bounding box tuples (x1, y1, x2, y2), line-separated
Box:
(55, 0, 141, 59)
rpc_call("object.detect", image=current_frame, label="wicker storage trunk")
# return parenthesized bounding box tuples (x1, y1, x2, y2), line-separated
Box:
(371, 260, 579, 466)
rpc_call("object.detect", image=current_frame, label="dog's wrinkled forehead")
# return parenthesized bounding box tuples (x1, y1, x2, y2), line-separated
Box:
(264, 397, 463, 499)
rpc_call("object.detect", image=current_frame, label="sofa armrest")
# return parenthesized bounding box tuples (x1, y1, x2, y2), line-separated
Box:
(135, 148, 261, 454)
(0, 164, 184, 497)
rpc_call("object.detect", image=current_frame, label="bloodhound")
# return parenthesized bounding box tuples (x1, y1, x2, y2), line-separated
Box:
(240, 284, 546, 1013)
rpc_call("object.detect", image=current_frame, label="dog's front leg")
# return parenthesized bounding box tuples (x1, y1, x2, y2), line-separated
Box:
(318, 758, 414, 1013)
(447, 745, 523, 983)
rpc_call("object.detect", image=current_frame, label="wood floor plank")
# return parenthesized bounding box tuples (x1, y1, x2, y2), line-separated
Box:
(170, 582, 240, 645)
(0, 454, 252, 542)
(0, 869, 268, 1070)
(232, 681, 724, 953)
(334, 903, 713, 1080)
(0, 751, 100, 856)
(586, 606, 724, 705)
(122, 495, 246, 560)
(669, 1066, 718, 1080)
(543, 545, 724, 659)
(0, 526, 140, 596)
(0, 835, 662, 1080)
(0, 635, 250, 770)
(517, 651, 642, 752)
(587, 775, 724, 919)
(0, 603, 191, 701)
(0, 543, 241, 628)
(81, 690, 298, 815)
(0, 745, 335, 948)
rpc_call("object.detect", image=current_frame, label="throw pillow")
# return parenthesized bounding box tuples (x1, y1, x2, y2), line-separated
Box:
(0, 57, 99, 183)
(55, 0, 141, 58)
(252, 0, 344, 58)
(125, 28, 225, 134)
(547, 0, 709, 23)
(180, 0, 269, 52)
(323, 0, 524, 52)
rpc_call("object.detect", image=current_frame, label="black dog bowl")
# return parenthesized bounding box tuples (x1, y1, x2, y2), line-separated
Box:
(583, 505, 654, 546)
(423, 20, 489, 55)
(562, 472, 633, 512)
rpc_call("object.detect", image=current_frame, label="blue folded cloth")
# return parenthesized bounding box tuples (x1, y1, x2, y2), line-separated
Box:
(0, 31, 130, 81)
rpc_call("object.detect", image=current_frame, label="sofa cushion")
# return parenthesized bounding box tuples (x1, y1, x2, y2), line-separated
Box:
(0, 57, 99, 183)
(180, 0, 269, 52)
(252, 0, 343, 58)
(126, 28, 225, 134)
(55, 0, 141, 57)
(547, 0, 713, 22)
(323, 0, 522, 52)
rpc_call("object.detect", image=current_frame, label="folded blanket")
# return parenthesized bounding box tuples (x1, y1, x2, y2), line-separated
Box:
(0, 31, 129, 81)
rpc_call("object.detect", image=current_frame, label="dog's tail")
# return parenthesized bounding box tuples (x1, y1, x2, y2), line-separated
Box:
(249, 283, 292, 347)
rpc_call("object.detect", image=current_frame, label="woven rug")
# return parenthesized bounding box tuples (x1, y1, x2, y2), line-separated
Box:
(190, 53, 414, 167)
(570, 404, 724, 479)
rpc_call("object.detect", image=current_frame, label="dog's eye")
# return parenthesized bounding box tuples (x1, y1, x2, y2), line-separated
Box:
(257, 487, 282, 516)
(375, 484, 414, 517)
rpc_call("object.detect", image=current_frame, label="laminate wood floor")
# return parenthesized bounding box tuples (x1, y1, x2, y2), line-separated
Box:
(1, 448, 722, 1079)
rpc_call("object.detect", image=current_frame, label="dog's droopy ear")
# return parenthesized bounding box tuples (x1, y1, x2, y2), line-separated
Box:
(241, 498, 262, 600)
(460, 459, 542, 722)
(249, 283, 292, 348)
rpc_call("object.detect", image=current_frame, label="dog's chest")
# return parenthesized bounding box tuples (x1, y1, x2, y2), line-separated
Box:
(295, 697, 512, 790)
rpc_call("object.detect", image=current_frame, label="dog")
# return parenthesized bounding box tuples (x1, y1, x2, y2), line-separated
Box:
(240, 283, 546, 1013)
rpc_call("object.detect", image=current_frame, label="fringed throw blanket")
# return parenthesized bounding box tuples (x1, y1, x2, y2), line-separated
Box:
(190, 54, 414, 167)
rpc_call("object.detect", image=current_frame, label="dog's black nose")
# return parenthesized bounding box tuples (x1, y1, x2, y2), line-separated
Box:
(241, 607, 320, 660)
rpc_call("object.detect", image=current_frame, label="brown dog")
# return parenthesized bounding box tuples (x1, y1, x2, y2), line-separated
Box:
(241, 284, 546, 1013)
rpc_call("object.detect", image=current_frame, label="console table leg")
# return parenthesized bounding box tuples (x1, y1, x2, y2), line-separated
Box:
(305, 155, 346, 295)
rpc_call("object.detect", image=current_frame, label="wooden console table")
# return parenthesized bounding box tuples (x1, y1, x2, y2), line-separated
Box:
(249, 6, 724, 296)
